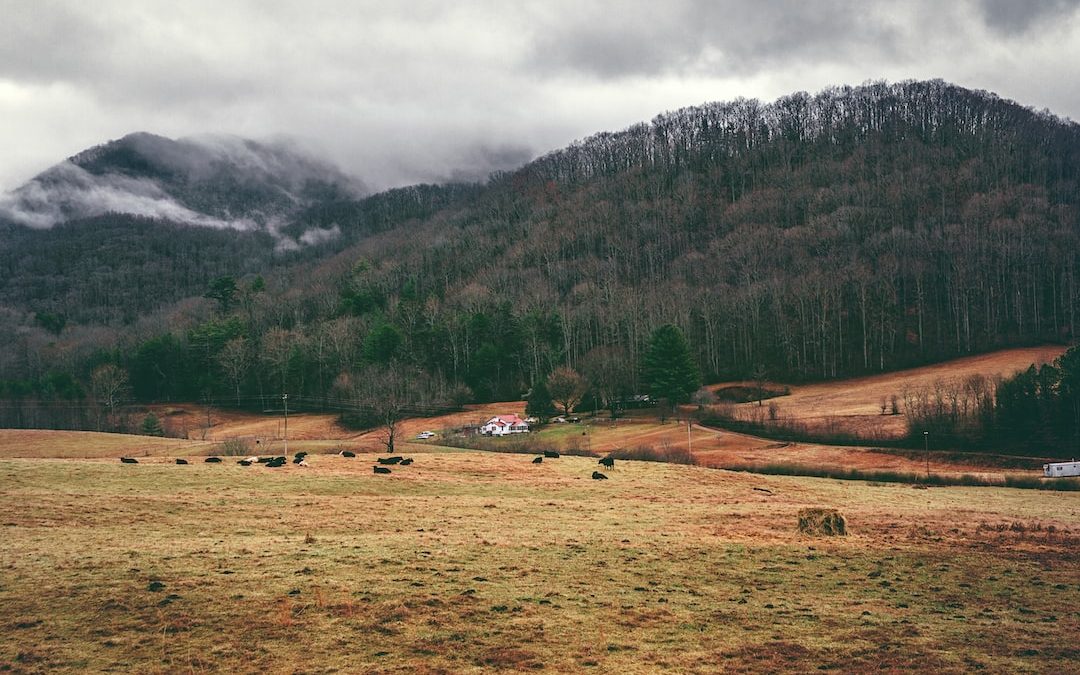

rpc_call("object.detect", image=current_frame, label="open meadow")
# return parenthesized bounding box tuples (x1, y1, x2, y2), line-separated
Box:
(1, 448, 1078, 673)
(717, 346, 1066, 439)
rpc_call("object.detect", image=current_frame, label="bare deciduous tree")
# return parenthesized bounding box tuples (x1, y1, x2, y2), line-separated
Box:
(547, 367, 589, 417)
(218, 337, 249, 406)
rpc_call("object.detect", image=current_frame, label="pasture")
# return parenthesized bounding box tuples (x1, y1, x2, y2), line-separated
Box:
(718, 346, 1065, 439)
(1, 450, 1077, 673)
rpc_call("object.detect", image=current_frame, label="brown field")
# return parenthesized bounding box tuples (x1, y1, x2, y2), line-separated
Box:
(508, 416, 1046, 481)
(0, 429, 220, 459)
(0, 403, 526, 460)
(0, 451, 1077, 673)
(717, 346, 1065, 439)
(151, 401, 525, 445)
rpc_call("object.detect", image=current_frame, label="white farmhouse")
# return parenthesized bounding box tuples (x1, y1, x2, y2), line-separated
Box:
(480, 414, 530, 436)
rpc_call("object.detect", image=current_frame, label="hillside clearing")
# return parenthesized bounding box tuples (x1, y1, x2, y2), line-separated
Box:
(721, 346, 1065, 438)
(0, 453, 1076, 673)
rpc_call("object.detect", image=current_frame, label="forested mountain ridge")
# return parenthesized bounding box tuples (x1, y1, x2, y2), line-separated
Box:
(1, 80, 1078, 426)
(306, 79, 1079, 391)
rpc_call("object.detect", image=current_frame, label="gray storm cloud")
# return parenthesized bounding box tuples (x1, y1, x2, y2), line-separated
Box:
(2, 1, 1080, 193)
(977, 0, 1080, 34)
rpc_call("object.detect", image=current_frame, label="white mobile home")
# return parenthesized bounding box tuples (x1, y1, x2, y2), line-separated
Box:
(1043, 461, 1080, 478)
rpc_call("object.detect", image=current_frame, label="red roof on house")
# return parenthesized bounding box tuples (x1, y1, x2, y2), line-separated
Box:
(485, 414, 527, 426)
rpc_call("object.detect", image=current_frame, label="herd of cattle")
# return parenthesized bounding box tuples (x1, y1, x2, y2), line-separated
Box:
(118, 448, 616, 479)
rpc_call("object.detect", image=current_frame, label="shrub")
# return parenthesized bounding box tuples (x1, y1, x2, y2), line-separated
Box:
(217, 437, 252, 456)
(607, 443, 698, 465)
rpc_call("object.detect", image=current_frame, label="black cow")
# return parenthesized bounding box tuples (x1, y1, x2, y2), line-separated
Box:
(266, 457, 286, 468)
(238, 459, 252, 466)
(532, 456, 543, 464)
(205, 457, 222, 463)
(175, 459, 189, 465)
(256, 456, 272, 463)
(120, 457, 138, 464)
(294, 451, 308, 459)
(399, 458, 413, 466)
(341, 451, 356, 458)
(378, 456, 403, 465)
(599, 457, 615, 469)
(292, 456, 304, 464)
(591, 471, 608, 480)
(373, 466, 392, 474)
(543, 450, 560, 458)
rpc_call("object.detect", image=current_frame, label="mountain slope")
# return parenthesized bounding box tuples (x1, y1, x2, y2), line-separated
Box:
(0, 132, 363, 232)
(2, 80, 1079, 421)
(294, 79, 1080, 390)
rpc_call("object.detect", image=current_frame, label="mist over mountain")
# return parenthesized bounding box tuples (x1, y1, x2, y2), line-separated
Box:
(0, 132, 365, 247)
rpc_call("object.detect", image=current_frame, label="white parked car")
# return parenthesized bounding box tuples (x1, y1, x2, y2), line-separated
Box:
(416, 431, 436, 439)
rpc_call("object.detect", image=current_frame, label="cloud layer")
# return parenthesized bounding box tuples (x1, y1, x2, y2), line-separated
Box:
(0, 132, 360, 243)
(2, 1, 1079, 193)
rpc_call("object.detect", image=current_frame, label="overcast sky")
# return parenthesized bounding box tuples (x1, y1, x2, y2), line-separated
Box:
(2, 0, 1080, 192)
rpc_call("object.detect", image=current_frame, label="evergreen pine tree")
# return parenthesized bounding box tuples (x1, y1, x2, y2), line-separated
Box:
(526, 377, 557, 422)
(141, 412, 165, 437)
(641, 324, 701, 420)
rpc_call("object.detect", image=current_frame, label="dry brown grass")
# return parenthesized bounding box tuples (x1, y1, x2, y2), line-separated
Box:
(0, 429, 218, 459)
(0, 450, 1076, 672)
(715, 346, 1065, 438)
(150, 401, 524, 444)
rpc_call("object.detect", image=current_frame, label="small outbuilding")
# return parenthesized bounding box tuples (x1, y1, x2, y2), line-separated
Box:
(1043, 461, 1080, 478)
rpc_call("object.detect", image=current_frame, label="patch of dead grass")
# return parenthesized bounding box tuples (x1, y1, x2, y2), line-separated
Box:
(0, 453, 1077, 672)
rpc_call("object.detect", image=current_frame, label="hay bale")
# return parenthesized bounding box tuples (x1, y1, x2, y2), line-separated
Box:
(797, 508, 847, 536)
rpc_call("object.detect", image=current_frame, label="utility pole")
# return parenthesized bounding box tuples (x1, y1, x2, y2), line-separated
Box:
(283, 393, 289, 455)
(688, 418, 693, 460)
(923, 430, 929, 479)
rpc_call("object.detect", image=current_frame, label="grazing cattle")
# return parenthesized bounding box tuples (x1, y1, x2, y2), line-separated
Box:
(341, 451, 356, 458)
(591, 471, 608, 480)
(120, 457, 138, 464)
(294, 452, 308, 459)
(378, 456, 403, 465)
(292, 456, 304, 464)
(532, 456, 543, 464)
(205, 457, 222, 463)
(256, 456, 272, 463)
(175, 459, 189, 465)
(599, 457, 615, 469)
(373, 466, 392, 474)
(399, 458, 413, 466)
(266, 457, 286, 468)
(238, 459, 252, 466)
(543, 450, 560, 458)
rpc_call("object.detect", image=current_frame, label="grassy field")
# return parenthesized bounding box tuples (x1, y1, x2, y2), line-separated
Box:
(1, 450, 1077, 673)
(146, 402, 525, 444)
(718, 346, 1065, 439)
